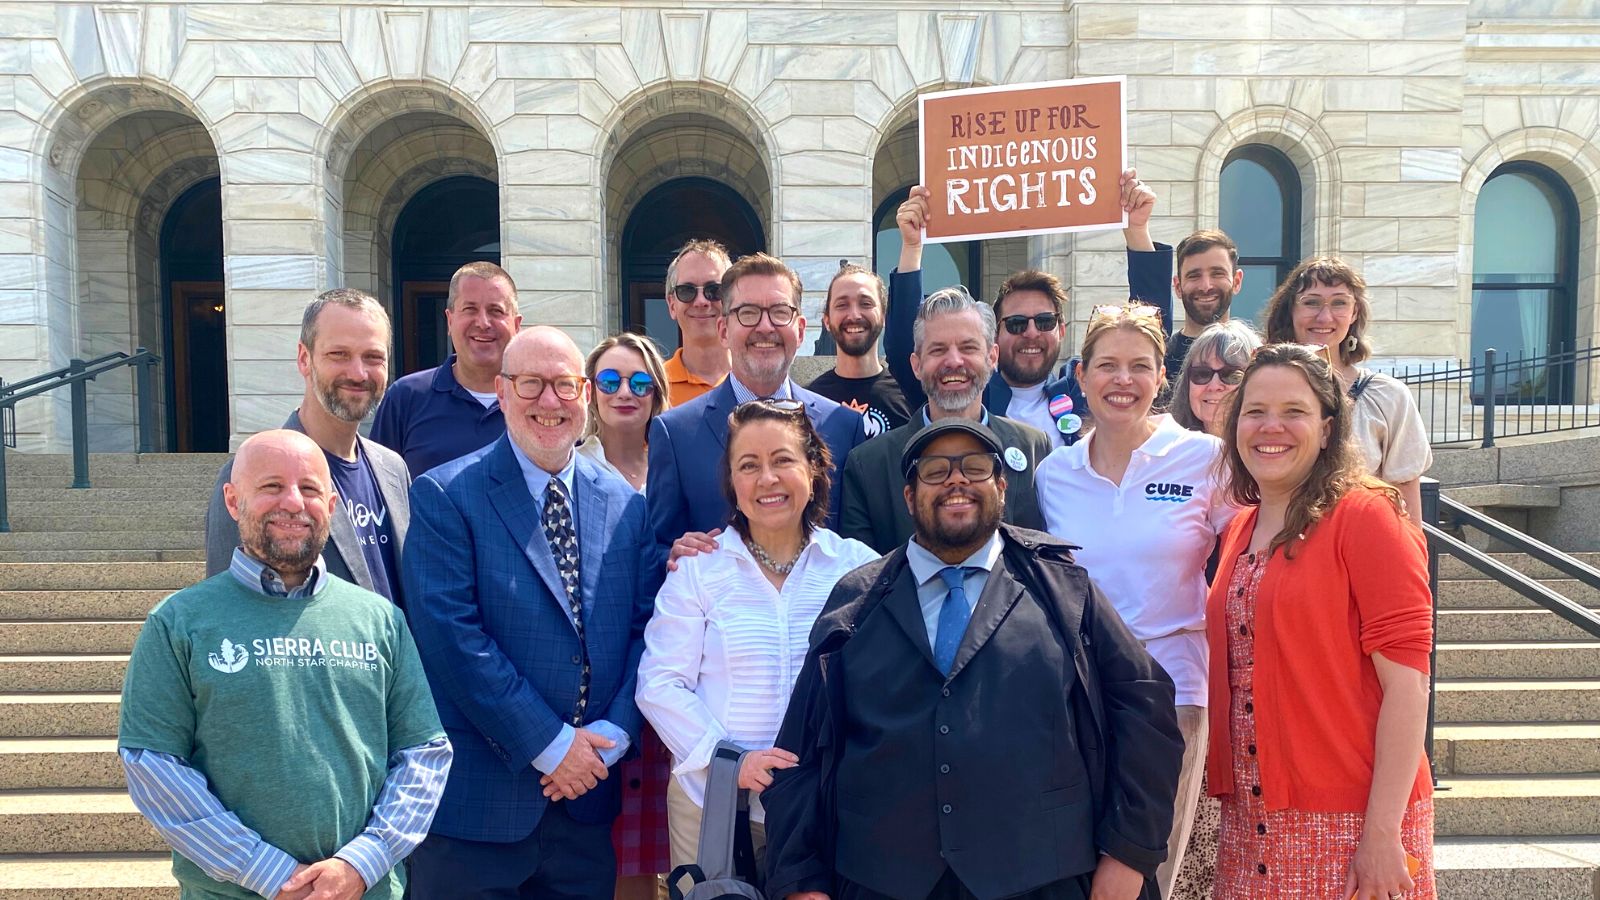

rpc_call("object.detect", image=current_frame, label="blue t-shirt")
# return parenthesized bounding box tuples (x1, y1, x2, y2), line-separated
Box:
(369, 355, 506, 478)
(325, 447, 398, 604)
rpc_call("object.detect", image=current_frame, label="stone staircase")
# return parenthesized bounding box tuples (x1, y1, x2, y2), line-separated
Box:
(1, 453, 1599, 896)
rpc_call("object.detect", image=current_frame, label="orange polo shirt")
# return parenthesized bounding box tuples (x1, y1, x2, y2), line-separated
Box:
(1205, 484, 1434, 813)
(664, 348, 723, 406)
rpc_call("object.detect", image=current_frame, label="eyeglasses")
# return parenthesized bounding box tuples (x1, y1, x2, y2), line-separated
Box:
(500, 373, 585, 401)
(1187, 365, 1245, 386)
(1091, 303, 1161, 321)
(729, 303, 800, 328)
(1294, 294, 1355, 316)
(1001, 312, 1060, 335)
(737, 398, 805, 414)
(912, 452, 1001, 486)
(671, 282, 721, 304)
(593, 369, 656, 398)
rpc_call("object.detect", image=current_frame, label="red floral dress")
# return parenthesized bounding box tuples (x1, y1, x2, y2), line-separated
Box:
(1214, 551, 1436, 899)
(611, 724, 672, 875)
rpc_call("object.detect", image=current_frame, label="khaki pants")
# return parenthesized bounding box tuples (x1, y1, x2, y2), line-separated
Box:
(666, 777, 768, 874)
(1156, 704, 1209, 899)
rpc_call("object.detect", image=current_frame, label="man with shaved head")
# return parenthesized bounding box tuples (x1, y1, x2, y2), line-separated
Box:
(121, 430, 451, 900)
(403, 327, 659, 899)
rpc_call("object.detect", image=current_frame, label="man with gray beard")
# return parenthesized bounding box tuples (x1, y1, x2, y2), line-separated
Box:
(205, 289, 413, 606)
(838, 286, 1052, 554)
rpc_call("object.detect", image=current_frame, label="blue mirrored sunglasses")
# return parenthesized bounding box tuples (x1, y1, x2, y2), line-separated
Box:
(593, 368, 656, 398)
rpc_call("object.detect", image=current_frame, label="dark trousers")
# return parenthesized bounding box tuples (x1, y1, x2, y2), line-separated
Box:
(838, 868, 1143, 900)
(408, 803, 617, 900)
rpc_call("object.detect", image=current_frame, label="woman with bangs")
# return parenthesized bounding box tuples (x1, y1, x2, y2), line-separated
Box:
(1262, 257, 1432, 524)
(1034, 302, 1236, 898)
(1208, 343, 1434, 899)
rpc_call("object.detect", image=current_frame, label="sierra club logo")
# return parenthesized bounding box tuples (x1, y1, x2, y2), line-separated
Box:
(207, 639, 250, 674)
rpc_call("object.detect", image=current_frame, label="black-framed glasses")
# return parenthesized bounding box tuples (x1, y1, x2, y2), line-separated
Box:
(500, 373, 585, 401)
(671, 281, 722, 304)
(1187, 365, 1245, 386)
(729, 303, 799, 328)
(912, 452, 1001, 486)
(594, 369, 656, 398)
(1001, 312, 1060, 335)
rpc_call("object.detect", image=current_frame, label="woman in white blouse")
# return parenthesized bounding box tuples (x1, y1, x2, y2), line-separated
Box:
(637, 399, 879, 870)
(1033, 303, 1236, 899)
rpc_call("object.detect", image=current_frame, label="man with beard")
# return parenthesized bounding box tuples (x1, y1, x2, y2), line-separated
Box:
(647, 252, 867, 565)
(764, 418, 1183, 900)
(122, 429, 450, 900)
(205, 289, 412, 606)
(403, 327, 658, 898)
(371, 261, 523, 476)
(838, 286, 1051, 553)
(662, 239, 733, 404)
(805, 263, 911, 438)
(1163, 229, 1242, 383)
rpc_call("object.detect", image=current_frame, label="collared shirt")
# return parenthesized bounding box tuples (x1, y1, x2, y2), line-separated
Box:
(228, 547, 329, 598)
(638, 527, 879, 821)
(727, 372, 796, 405)
(507, 439, 579, 541)
(920, 406, 991, 428)
(369, 353, 507, 478)
(1006, 381, 1057, 442)
(1034, 414, 1236, 707)
(904, 530, 1004, 649)
(664, 348, 723, 406)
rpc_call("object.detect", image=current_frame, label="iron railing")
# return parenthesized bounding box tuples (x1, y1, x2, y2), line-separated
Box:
(0, 348, 160, 532)
(1419, 479, 1600, 782)
(1399, 344, 1600, 448)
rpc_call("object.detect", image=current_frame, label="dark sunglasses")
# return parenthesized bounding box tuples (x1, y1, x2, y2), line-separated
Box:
(594, 369, 656, 398)
(1187, 365, 1245, 386)
(1001, 312, 1060, 335)
(671, 281, 722, 304)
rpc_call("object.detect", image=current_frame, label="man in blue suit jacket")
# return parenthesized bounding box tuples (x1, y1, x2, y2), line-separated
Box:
(648, 252, 867, 563)
(404, 327, 659, 899)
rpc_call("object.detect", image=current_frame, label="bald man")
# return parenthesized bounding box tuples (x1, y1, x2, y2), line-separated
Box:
(403, 328, 659, 899)
(120, 430, 450, 900)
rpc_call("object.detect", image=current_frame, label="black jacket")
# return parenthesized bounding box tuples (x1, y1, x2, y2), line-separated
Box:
(763, 525, 1183, 900)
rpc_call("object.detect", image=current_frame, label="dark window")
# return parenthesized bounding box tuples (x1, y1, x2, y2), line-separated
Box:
(873, 186, 979, 300)
(1471, 161, 1578, 403)
(1220, 145, 1301, 326)
(391, 175, 500, 374)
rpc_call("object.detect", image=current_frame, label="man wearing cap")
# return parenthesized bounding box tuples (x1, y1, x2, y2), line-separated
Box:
(764, 418, 1184, 900)
(839, 285, 1051, 554)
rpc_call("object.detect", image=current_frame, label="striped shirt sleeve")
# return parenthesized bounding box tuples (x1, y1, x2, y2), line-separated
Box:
(333, 737, 454, 890)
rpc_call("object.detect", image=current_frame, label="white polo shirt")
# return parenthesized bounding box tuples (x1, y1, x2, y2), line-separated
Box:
(1034, 414, 1235, 707)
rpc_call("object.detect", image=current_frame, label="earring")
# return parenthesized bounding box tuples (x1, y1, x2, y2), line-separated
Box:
(1345, 333, 1358, 354)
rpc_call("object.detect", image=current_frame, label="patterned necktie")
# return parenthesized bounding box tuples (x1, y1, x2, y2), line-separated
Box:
(543, 478, 590, 725)
(934, 566, 979, 676)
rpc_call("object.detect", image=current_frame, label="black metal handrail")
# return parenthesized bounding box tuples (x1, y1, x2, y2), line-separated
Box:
(0, 348, 160, 532)
(1399, 343, 1600, 448)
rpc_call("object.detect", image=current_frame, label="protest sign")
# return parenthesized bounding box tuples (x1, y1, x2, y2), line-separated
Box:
(918, 76, 1126, 243)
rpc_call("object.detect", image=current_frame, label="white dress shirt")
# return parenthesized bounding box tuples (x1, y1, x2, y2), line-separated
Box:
(637, 527, 879, 821)
(1033, 414, 1235, 707)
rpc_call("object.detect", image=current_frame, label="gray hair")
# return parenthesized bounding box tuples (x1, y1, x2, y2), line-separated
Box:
(1168, 320, 1263, 432)
(912, 285, 997, 354)
(300, 288, 390, 351)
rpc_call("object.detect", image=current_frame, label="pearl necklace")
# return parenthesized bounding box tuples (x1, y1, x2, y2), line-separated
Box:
(747, 536, 804, 575)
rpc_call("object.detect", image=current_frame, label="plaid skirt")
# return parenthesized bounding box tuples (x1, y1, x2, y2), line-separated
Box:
(611, 724, 673, 876)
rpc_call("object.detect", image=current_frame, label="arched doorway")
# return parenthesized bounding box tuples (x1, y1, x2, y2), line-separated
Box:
(390, 175, 501, 374)
(619, 177, 765, 354)
(160, 177, 227, 452)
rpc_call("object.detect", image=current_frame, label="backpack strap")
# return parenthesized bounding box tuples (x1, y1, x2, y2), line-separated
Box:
(1347, 372, 1377, 402)
(693, 741, 749, 881)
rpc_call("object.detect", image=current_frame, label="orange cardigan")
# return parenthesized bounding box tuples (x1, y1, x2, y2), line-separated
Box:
(1205, 485, 1433, 813)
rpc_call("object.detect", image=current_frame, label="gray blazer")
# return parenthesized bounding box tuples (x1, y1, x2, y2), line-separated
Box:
(204, 410, 413, 605)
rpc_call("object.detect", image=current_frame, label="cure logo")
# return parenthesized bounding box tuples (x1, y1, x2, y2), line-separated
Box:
(1144, 482, 1194, 503)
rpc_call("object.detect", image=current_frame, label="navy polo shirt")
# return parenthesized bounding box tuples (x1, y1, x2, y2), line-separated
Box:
(369, 354, 506, 478)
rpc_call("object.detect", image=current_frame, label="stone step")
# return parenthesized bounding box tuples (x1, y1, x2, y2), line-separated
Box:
(0, 592, 164, 621)
(0, 695, 119, 739)
(2, 488, 210, 504)
(0, 657, 128, 693)
(1, 454, 228, 476)
(1440, 552, 1600, 581)
(0, 515, 203, 534)
(0, 532, 201, 552)
(1435, 679, 1600, 724)
(1434, 835, 1600, 899)
(0, 550, 204, 564)
(0, 564, 203, 592)
(0, 739, 122, 790)
(1437, 642, 1600, 679)
(1435, 578, 1600, 610)
(3, 473, 211, 490)
(1437, 776, 1600, 837)
(1438, 608, 1600, 643)
(0, 623, 141, 656)
(0, 853, 177, 899)
(0, 790, 164, 854)
(1434, 723, 1600, 776)
(3, 501, 204, 517)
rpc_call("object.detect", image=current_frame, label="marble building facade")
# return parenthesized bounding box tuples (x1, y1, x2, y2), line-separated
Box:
(1, 0, 1597, 451)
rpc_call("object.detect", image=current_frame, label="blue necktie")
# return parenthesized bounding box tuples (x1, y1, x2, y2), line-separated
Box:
(934, 566, 978, 675)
